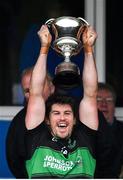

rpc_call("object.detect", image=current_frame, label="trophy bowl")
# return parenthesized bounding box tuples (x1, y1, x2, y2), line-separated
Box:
(45, 16, 89, 88)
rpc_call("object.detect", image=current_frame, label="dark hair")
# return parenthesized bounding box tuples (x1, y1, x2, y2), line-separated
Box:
(98, 82, 117, 103)
(45, 94, 78, 119)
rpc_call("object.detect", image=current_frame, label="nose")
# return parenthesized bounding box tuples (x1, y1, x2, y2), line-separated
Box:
(97, 100, 108, 110)
(60, 113, 65, 120)
(101, 100, 108, 105)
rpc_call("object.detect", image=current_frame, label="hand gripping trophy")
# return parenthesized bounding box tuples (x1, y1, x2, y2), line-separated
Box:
(45, 16, 89, 89)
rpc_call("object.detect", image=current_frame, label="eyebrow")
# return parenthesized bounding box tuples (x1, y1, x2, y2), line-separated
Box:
(51, 110, 72, 113)
(97, 97, 113, 99)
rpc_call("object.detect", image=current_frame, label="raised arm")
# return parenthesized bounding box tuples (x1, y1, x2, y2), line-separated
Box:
(25, 25, 52, 130)
(79, 26, 98, 130)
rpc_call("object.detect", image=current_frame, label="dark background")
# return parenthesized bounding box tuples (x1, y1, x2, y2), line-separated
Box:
(106, 0, 123, 106)
(0, 0, 123, 106)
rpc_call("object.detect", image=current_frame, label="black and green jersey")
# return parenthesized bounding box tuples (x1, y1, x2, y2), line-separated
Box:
(25, 121, 97, 178)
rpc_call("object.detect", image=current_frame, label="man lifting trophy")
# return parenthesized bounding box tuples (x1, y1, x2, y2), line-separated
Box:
(45, 16, 89, 89)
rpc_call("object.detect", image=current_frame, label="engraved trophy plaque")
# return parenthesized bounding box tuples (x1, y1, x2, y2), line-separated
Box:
(45, 16, 89, 88)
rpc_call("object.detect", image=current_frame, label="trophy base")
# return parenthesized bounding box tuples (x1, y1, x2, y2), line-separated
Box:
(53, 71, 81, 89)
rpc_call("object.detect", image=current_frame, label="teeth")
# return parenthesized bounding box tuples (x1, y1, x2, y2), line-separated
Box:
(58, 123, 67, 127)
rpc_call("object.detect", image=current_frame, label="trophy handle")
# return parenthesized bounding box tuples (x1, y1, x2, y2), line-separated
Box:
(77, 17, 89, 47)
(45, 18, 56, 50)
(77, 17, 89, 26)
(45, 18, 59, 51)
(45, 18, 55, 27)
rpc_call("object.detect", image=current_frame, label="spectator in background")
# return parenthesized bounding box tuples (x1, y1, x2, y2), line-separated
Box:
(21, 67, 33, 103)
(6, 67, 54, 178)
(96, 82, 123, 178)
(97, 82, 117, 125)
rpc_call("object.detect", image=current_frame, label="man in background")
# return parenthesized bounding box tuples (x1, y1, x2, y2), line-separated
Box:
(6, 67, 54, 178)
(96, 82, 123, 178)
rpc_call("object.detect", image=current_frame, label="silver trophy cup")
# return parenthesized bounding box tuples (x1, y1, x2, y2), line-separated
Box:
(45, 16, 89, 88)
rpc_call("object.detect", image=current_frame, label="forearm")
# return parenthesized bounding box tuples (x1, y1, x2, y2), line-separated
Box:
(30, 24, 51, 96)
(79, 26, 98, 130)
(83, 46, 98, 98)
(30, 46, 49, 96)
(80, 50, 98, 130)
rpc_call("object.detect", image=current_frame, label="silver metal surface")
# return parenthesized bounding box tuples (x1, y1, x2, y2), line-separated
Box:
(45, 16, 89, 88)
